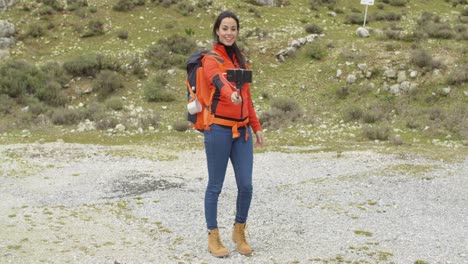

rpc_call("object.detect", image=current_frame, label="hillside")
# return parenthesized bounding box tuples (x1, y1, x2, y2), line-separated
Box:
(0, 0, 467, 153)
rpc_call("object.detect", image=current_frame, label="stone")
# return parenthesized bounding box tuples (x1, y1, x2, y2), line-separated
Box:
(400, 81, 410, 92)
(0, 20, 15, 38)
(397, 71, 407, 83)
(356, 27, 370, 38)
(115, 124, 126, 132)
(357, 63, 367, 71)
(346, 74, 357, 84)
(336, 69, 342, 78)
(384, 69, 397, 79)
(390, 84, 400, 94)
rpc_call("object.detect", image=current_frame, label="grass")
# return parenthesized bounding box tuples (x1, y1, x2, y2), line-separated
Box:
(354, 229, 373, 237)
(1, 0, 467, 153)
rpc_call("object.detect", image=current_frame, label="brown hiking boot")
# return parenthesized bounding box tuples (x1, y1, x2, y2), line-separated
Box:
(208, 228, 229, 257)
(232, 223, 253, 256)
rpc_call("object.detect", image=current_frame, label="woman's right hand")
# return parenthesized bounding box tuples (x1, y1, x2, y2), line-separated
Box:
(231, 91, 242, 105)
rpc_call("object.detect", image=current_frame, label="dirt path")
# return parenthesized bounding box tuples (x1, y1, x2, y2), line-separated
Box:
(1, 143, 467, 263)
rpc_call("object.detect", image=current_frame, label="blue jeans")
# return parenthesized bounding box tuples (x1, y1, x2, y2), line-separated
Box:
(204, 124, 253, 230)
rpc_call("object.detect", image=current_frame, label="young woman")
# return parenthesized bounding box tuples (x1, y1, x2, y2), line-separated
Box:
(202, 10, 265, 257)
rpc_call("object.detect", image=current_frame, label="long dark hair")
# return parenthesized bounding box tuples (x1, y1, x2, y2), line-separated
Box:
(212, 10, 246, 69)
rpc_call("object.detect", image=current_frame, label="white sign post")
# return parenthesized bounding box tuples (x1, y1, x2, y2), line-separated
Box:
(360, 0, 374, 28)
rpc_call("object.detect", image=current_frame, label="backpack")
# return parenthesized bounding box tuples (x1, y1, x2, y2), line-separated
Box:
(185, 50, 218, 131)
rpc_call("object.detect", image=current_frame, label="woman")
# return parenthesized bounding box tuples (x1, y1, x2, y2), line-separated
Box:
(202, 10, 265, 257)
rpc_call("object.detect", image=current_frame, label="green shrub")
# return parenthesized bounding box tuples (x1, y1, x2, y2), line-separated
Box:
(67, 0, 88, 7)
(41, 0, 64, 10)
(173, 120, 189, 132)
(428, 106, 445, 121)
(309, 0, 337, 10)
(343, 105, 363, 122)
(24, 97, 48, 116)
(82, 19, 105, 38)
(113, 0, 135, 12)
(177, 1, 195, 16)
(96, 117, 119, 130)
(0, 60, 34, 98)
(66, 0, 88, 11)
(0, 94, 15, 115)
(163, 34, 197, 55)
(88, 5, 97, 13)
(145, 35, 196, 69)
(93, 70, 124, 99)
(410, 48, 441, 70)
(305, 24, 323, 34)
(117, 30, 129, 40)
(82, 102, 107, 121)
(362, 125, 391, 141)
(345, 13, 365, 25)
(335, 86, 350, 99)
(260, 97, 302, 129)
(35, 81, 68, 106)
(428, 24, 454, 39)
(26, 24, 46, 38)
(306, 41, 327, 60)
(105, 96, 124, 111)
(51, 108, 82, 125)
(447, 65, 468, 85)
(38, 5, 55, 15)
(63, 53, 120, 77)
(40, 61, 70, 86)
(389, 0, 407, 7)
(374, 11, 402, 21)
(138, 112, 161, 129)
(143, 73, 176, 102)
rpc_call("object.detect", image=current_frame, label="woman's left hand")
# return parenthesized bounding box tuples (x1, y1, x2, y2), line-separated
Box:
(254, 131, 265, 148)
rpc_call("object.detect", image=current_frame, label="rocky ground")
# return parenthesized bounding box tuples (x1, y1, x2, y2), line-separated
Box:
(0, 142, 467, 264)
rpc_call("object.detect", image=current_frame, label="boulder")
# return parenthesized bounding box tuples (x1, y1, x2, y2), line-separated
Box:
(356, 27, 370, 38)
(0, 20, 15, 38)
(0, 37, 14, 49)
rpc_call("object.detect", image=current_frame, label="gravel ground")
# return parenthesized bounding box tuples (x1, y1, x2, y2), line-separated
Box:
(0, 142, 467, 264)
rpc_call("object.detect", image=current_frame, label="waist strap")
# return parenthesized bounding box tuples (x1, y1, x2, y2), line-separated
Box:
(212, 117, 249, 140)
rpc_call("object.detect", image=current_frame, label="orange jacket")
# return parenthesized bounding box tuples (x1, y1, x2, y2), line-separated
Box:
(203, 43, 262, 133)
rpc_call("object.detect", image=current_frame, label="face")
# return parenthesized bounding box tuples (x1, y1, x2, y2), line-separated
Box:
(216, 17, 238, 46)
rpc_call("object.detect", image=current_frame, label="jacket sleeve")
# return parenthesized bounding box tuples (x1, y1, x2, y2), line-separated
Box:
(245, 84, 262, 133)
(203, 55, 236, 100)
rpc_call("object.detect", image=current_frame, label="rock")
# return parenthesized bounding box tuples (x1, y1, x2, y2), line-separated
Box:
(336, 69, 342, 78)
(291, 40, 300, 48)
(440, 87, 451, 95)
(400, 81, 410, 92)
(0, 37, 15, 49)
(390, 84, 400, 94)
(356, 27, 370, 38)
(384, 69, 397, 79)
(254, 0, 276, 6)
(115, 124, 126, 132)
(346, 74, 357, 84)
(77, 119, 96, 132)
(0, 49, 9, 60)
(382, 82, 389, 91)
(397, 71, 407, 83)
(0, 20, 15, 38)
(357, 63, 367, 72)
